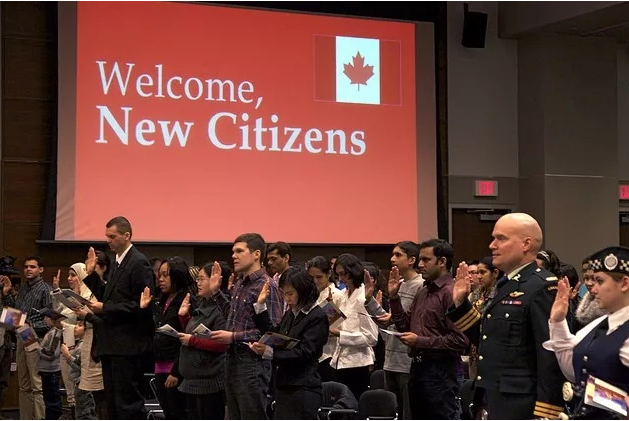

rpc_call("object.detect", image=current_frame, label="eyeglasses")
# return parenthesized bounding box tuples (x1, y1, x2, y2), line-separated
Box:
(196, 276, 210, 283)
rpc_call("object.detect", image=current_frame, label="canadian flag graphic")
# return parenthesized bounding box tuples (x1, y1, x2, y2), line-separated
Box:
(314, 35, 401, 105)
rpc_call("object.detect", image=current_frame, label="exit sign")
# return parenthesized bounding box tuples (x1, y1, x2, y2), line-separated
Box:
(475, 180, 498, 197)
(620, 185, 629, 200)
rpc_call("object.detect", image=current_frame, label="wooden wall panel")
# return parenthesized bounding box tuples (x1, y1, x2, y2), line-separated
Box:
(2, 98, 53, 161)
(2, 162, 48, 222)
(2, 1, 54, 39)
(3, 38, 55, 100)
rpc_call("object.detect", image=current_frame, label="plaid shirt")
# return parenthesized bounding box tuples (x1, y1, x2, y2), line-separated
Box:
(216, 268, 284, 342)
(2, 277, 52, 337)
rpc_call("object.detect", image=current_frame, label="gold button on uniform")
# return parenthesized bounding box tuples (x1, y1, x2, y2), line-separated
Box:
(486, 314, 491, 319)
(505, 313, 510, 318)
(482, 335, 487, 340)
(478, 355, 483, 361)
(476, 375, 482, 381)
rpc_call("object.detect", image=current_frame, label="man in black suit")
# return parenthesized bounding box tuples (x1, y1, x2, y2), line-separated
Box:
(86, 216, 155, 419)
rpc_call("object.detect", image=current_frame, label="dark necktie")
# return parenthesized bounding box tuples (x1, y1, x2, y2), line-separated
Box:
(110, 260, 120, 280)
(593, 318, 609, 340)
(496, 275, 509, 289)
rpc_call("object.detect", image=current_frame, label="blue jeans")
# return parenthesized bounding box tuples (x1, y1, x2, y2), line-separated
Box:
(40, 371, 63, 420)
(225, 346, 271, 420)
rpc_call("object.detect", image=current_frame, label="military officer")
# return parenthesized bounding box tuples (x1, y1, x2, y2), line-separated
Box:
(449, 212, 567, 419)
(544, 246, 629, 419)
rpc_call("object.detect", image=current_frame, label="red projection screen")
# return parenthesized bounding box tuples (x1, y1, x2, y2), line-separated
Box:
(57, 2, 437, 244)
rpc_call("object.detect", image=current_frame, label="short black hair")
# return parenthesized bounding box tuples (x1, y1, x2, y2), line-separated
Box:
(234, 233, 266, 261)
(419, 239, 454, 270)
(24, 256, 44, 268)
(395, 241, 420, 269)
(106, 216, 133, 238)
(267, 242, 292, 260)
(279, 267, 318, 308)
(559, 263, 579, 289)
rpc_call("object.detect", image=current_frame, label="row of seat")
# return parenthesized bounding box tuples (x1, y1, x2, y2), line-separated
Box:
(143, 369, 398, 420)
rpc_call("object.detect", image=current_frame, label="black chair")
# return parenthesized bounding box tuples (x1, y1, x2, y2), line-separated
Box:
(357, 389, 397, 420)
(318, 381, 359, 420)
(369, 369, 385, 390)
(145, 377, 165, 420)
(320, 387, 397, 420)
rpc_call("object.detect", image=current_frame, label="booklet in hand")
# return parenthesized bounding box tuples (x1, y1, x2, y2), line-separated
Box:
(319, 300, 346, 327)
(155, 324, 180, 338)
(259, 331, 300, 350)
(51, 289, 93, 313)
(584, 374, 628, 416)
(34, 307, 67, 322)
(379, 328, 403, 337)
(192, 323, 212, 337)
(0, 306, 26, 329)
(16, 324, 40, 352)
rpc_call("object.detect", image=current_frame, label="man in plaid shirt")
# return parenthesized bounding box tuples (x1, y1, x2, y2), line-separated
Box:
(211, 233, 284, 419)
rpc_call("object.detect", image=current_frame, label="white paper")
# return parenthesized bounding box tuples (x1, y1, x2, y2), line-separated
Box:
(155, 324, 180, 338)
(379, 328, 403, 337)
(192, 323, 212, 336)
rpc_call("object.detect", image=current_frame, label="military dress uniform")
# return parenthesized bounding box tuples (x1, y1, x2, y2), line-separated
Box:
(448, 261, 567, 419)
(544, 246, 629, 420)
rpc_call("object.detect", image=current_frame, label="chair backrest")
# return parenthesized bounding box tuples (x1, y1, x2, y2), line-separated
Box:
(322, 381, 358, 409)
(357, 389, 397, 420)
(369, 369, 385, 390)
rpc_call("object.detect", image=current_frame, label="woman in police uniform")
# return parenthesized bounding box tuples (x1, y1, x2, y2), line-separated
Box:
(545, 246, 629, 419)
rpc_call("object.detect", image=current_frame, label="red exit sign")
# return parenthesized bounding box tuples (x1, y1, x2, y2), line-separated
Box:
(620, 185, 629, 200)
(475, 180, 498, 197)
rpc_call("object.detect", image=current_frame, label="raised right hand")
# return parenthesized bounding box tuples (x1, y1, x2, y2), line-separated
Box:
(139, 286, 153, 309)
(388, 266, 402, 299)
(453, 262, 471, 307)
(178, 293, 191, 316)
(257, 280, 270, 305)
(364, 269, 376, 300)
(0, 276, 12, 296)
(85, 247, 97, 275)
(52, 269, 61, 290)
(550, 277, 570, 323)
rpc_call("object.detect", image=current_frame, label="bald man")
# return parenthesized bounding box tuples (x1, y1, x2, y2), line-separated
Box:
(448, 213, 567, 419)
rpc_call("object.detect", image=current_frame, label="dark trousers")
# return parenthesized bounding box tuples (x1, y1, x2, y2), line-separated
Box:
(101, 355, 147, 420)
(484, 386, 535, 420)
(92, 389, 109, 420)
(318, 358, 336, 383)
(185, 390, 226, 420)
(225, 348, 272, 420)
(274, 386, 322, 420)
(154, 372, 187, 420)
(408, 356, 460, 420)
(335, 366, 370, 401)
(40, 370, 63, 420)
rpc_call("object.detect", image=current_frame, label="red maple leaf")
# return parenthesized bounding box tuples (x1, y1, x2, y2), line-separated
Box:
(343, 51, 374, 91)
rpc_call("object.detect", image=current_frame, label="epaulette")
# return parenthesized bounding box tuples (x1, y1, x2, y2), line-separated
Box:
(546, 276, 558, 282)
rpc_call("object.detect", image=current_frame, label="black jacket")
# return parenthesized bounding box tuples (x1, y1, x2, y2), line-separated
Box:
(95, 246, 155, 356)
(153, 290, 187, 373)
(253, 303, 329, 389)
(447, 261, 566, 419)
